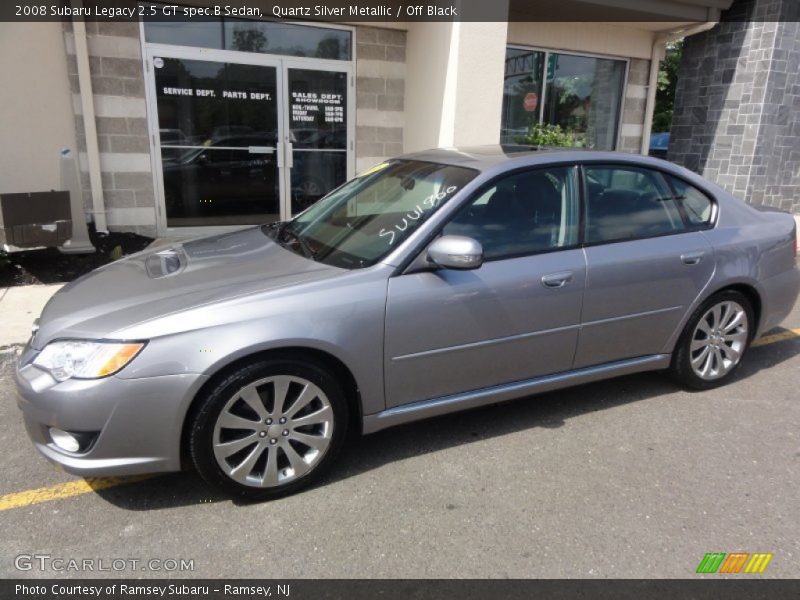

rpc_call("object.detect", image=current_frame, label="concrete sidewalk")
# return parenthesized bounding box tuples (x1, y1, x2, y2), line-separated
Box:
(0, 284, 63, 348)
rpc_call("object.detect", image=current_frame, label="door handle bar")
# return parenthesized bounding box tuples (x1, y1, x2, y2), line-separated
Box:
(681, 251, 705, 265)
(285, 141, 294, 168)
(541, 271, 573, 288)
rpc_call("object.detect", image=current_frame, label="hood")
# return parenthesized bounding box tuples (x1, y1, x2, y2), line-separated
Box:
(32, 227, 343, 348)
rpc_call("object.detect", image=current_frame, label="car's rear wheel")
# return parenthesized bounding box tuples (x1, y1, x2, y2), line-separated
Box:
(190, 358, 348, 500)
(671, 290, 754, 390)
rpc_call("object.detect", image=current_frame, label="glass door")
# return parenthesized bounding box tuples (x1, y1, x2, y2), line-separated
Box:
(147, 47, 284, 230)
(283, 63, 352, 216)
(146, 46, 354, 234)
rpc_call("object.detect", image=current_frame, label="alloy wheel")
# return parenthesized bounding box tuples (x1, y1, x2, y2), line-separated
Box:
(212, 375, 334, 488)
(689, 300, 748, 381)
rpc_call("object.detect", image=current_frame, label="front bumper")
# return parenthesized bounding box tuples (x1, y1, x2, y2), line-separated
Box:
(15, 346, 208, 477)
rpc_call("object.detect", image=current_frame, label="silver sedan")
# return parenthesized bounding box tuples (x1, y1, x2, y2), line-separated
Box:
(15, 146, 800, 500)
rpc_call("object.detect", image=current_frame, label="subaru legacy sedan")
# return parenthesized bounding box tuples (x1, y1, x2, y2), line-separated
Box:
(16, 146, 799, 500)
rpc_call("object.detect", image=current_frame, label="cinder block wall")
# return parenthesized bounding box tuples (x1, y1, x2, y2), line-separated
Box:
(63, 21, 156, 237)
(618, 58, 649, 154)
(354, 26, 406, 173)
(669, 0, 800, 213)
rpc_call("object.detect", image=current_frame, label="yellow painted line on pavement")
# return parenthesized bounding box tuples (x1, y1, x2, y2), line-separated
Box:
(0, 327, 798, 513)
(751, 327, 800, 347)
(0, 475, 152, 512)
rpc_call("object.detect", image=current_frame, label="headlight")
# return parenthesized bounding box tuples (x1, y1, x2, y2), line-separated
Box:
(33, 340, 146, 382)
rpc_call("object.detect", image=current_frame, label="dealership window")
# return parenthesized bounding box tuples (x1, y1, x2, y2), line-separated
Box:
(501, 48, 626, 150)
(143, 7, 352, 60)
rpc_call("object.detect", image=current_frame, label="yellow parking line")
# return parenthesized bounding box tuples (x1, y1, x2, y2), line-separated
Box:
(752, 327, 800, 347)
(0, 475, 152, 512)
(0, 326, 797, 513)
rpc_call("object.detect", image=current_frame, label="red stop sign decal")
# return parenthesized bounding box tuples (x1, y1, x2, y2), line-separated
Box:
(523, 92, 538, 112)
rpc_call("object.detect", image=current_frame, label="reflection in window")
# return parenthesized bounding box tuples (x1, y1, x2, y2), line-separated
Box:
(583, 166, 685, 244)
(501, 49, 545, 144)
(287, 69, 349, 214)
(501, 48, 626, 151)
(225, 20, 351, 60)
(664, 175, 714, 228)
(144, 19, 223, 49)
(544, 54, 626, 151)
(283, 161, 477, 269)
(143, 11, 352, 61)
(153, 58, 281, 227)
(444, 167, 579, 260)
(154, 58, 278, 145)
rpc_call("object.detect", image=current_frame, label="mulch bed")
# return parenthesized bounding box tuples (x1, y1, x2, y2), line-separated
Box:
(0, 227, 153, 287)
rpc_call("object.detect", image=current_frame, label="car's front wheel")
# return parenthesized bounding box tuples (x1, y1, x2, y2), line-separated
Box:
(671, 290, 754, 390)
(190, 358, 348, 500)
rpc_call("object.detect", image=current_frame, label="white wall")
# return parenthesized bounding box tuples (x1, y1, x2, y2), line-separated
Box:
(0, 23, 77, 194)
(404, 21, 508, 152)
(403, 22, 456, 152)
(451, 22, 508, 147)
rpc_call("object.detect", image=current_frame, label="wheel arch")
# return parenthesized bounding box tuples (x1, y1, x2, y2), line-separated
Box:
(665, 280, 763, 356)
(179, 346, 363, 469)
(707, 282, 762, 336)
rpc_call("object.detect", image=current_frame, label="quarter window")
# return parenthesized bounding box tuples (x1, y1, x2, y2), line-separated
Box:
(583, 166, 686, 244)
(443, 167, 579, 260)
(664, 174, 714, 228)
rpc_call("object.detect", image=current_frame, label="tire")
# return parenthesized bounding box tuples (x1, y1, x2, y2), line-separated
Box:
(670, 290, 754, 390)
(190, 358, 349, 500)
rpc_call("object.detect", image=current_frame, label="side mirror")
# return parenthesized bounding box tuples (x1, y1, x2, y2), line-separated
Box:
(427, 235, 483, 270)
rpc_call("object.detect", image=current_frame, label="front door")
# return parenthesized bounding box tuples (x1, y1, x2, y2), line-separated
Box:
(384, 166, 586, 408)
(145, 47, 353, 235)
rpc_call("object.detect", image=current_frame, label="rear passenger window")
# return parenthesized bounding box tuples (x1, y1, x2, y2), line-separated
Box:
(583, 165, 685, 244)
(664, 174, 714, 228)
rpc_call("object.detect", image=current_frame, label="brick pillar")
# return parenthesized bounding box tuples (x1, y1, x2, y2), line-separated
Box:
(668, 0, 800, 213)
(354, 25, 407, 173)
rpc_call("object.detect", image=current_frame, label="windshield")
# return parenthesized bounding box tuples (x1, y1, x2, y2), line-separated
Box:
(265, 160, 477, 268)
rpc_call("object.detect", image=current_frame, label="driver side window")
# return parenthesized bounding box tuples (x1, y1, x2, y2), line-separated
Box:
(442, 167, 579, 260)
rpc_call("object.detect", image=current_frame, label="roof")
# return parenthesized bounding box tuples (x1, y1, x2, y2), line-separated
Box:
(399, 145, 669, 172)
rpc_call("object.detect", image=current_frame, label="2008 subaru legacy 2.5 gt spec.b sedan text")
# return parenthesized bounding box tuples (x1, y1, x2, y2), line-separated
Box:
(16, 146, 800, 500)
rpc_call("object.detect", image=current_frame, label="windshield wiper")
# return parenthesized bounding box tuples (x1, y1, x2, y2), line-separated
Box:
(275, 222, 316, 260)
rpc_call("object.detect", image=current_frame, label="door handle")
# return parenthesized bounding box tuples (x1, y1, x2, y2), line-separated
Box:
(285, 142, 294, 168)
(681, 251, 705, 265)
(541, 271, 573, 288)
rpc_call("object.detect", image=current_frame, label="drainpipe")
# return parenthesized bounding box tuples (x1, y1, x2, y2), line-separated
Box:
(640, 9, 721, 155)
(71, 0, 107, 232)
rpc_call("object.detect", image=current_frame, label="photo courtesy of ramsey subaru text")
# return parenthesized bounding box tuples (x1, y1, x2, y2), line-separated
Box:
(15, 146, 800, 500)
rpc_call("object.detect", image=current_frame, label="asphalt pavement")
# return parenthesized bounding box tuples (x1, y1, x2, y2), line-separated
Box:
(0, 304, 798, 579)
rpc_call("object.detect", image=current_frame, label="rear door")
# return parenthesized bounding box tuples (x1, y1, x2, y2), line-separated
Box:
(575, 164, 715, 368)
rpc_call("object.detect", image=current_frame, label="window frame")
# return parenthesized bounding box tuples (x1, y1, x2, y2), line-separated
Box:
(576, 162, 718, 247)
(397, 160, 720, 276)
(503, 45, 630, 151)
(401, 163, 582, 271)
(140, 3, 355, 61)
(661, 171, 718, 232)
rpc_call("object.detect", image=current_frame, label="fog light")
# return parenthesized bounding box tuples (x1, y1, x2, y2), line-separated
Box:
(49, 428, 81, 453)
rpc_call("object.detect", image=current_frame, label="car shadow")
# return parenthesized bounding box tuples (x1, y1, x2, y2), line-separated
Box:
(92, 332, 799, 510)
